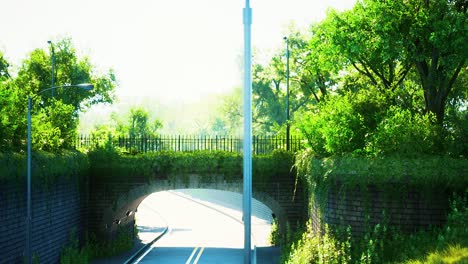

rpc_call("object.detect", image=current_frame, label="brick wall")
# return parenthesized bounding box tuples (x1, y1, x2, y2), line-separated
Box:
(0, 180, 84, 264)
(311, 184, 449, 235)
(87, 174, 306, 241)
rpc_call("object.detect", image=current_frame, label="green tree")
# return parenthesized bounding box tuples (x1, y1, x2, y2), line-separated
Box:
(0, 81, 21, 149)
(407, 0, 467, 123)
(251, 27, 345, 134)
(323, 0, 467, 123)
(0, 52, 10, 79)
(15, 38, 116, 112)
(104, 107, 163, 138)
(210, 87, 243, 135)
(150, 119, 163, 135)
(323, 1, 412, 94)
(252, 61, 286, 133)
(129, 107, 149, 138)
(297, 25, 345, 103)
(0, 38, 117, 151)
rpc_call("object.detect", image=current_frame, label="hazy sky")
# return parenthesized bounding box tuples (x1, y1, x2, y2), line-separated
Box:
(1, 0, 356, 104)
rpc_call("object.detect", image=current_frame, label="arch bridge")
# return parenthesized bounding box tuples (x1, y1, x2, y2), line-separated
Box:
(87, 170, 306, 241)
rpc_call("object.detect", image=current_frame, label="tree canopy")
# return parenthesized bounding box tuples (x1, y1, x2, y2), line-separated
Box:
(251, 0, 466, 156)
(322, 0, 467, 123)
(0, 38, 117, 151)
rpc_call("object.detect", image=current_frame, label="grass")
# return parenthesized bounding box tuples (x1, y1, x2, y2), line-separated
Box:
(60, 227, 136, 264)
(280, 193, 468, 264)
(404, 245, 468, 264)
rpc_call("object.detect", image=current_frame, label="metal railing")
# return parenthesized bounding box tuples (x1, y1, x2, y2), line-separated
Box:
(76, 135, 305, 154)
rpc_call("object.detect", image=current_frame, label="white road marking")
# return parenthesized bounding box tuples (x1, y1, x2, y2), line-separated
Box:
(185, 247, 199, 264)
(193, 247, 205, 264)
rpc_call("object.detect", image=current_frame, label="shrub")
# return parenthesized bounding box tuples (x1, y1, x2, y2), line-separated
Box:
(366, 106, 442, 156)
(60, 230, 88, 264)
(0, 150, 89, 185)
(282, 222, 351, 264)
(286, 149, 468, 264)
(297, 90, 387, 157)
(88, 148, 295, 185)
(281, 192, 468, 264)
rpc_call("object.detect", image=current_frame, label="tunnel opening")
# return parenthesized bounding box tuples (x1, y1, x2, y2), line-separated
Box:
(134, 189, 276, 250)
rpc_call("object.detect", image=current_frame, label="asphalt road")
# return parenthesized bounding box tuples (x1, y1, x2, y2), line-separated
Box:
(133, 190, 278, 264)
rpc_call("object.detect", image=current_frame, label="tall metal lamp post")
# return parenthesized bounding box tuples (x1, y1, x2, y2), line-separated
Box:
(47, 41, 55, 97)
(283, 36, 290, 151)
(26, 83, 93, 264)
(243, 0, 253, 263)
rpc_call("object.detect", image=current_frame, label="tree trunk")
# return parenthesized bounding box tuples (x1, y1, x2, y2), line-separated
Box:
(415, 55, 464, 124)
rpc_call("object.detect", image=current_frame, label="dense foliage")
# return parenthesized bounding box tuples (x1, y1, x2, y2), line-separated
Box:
(242, 0, 467, 140)
(0, 38, 116, 152)
(282, 196, 467, 264)
(295, 87, 465, 158)
(88, 148, 294, 186)
(294, 150, 467, 208)
(89, 106, 163, 141)
(0, 150, 89, 185)
(276, 150, 468, 264)
(271, 2, 468, 263)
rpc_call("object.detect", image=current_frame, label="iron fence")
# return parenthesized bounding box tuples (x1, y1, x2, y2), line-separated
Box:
(76, 135, 305, 154)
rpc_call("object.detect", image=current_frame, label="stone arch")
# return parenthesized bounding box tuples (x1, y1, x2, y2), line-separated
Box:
(94, 174, 289, 239)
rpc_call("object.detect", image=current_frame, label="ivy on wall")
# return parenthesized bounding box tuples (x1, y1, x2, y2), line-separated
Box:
(295, 149, 467, 233)
(88, 148, 295, 185)
(0, 150, 89, 187)
(295, 149, 467, 193)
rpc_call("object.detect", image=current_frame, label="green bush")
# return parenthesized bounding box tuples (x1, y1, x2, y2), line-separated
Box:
(0, 150, 89, 185)
(60, 230, 88, 264)
(297, 154, 467, 192)
(281, 192, 468, 264)
(297, 95, 366, 156)
(61, 226, 137, 263)
(297, 90, 388, 157)
(282, 222, 351, 264)
(286, 149, 468, 264)
(88, 148, 294, 185)
(366, 106, 442, 156)
(444, 108, 468, 157)
(296, 89, 465, 158)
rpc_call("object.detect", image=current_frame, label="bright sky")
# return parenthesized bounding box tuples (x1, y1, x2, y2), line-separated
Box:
(1, 0, 356, 105)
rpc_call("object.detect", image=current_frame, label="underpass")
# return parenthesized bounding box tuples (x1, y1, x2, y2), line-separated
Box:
(131, 189, 280, 263)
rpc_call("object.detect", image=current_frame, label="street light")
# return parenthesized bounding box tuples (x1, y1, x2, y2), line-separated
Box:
(26, 83, 93, 264)
(243, 0, 252, 263)
(283, 36, 290, 151)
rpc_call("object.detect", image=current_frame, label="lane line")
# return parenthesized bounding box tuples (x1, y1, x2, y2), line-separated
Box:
(130, 226, 170, 264)
(193, 247, 205, 264)
(185, 247, 199, 264)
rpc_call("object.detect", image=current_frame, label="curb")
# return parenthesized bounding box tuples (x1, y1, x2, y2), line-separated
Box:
(123, 226, 169, 264)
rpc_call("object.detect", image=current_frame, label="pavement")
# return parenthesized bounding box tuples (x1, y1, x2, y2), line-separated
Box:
(91, 189, 281, 264)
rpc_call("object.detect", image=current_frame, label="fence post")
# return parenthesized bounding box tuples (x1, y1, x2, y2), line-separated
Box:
(77, 134, 303, 153)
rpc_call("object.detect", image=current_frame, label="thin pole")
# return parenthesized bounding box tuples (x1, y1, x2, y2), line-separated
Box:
(48, 41, 55, 97)
(26, 96, 32, 264)
(243, 0, 252, 263)
(284, 37, 290, 151)
(25, 84, 92, 264)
